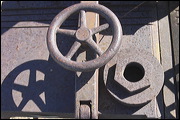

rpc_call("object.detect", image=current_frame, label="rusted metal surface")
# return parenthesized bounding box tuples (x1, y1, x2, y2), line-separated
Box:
(47, 2, 122, 72)
(2, 1, 178, 119)
(75, 1, 99, 119)
(157, 1, 178, 118)
(79, 105, 91, 119)
(103, 48, 164, 106)
(98, 1, 162, 118)
(1, 1, 78, 116)
(169, 1, 179, 118)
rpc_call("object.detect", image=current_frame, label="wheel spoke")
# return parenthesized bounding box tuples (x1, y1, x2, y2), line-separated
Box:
(65, 41, 81, 59)
(17, 98, 29, 110)
(86, 38, 103, 56)
(29, 68, 36, 85)
(13, 83, 27, 92)
(91, 23, 109, 35)
(57, 28, 76, 37)
(80, 10, 87, 27)
(33, 96, 46, 110)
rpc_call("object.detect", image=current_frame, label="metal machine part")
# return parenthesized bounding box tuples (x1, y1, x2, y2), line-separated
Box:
(47, 3, 122, 72)
(2, 1, 178, 119)
(103, 48, 164, 106)
(75, 2, 99, 119)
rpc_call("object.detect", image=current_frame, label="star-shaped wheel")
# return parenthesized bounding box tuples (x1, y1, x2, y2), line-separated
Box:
(12, 68, 45, 111)
(57, 10, 109, 59)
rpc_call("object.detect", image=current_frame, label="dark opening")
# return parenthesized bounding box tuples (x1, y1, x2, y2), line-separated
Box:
(123, 62, 145, 82)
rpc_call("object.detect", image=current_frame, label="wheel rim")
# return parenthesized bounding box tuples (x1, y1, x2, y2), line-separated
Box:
(47, 3, 122, 71)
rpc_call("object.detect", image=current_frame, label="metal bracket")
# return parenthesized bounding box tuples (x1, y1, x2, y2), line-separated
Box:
(75, 1, 99, 119)
(79, 101, 91, 119)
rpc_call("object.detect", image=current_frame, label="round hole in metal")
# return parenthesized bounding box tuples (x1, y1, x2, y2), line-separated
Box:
(123, 62, 145, 82)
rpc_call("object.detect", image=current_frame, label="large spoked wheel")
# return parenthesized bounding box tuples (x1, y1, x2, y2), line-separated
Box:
(47, 3, 122, 72)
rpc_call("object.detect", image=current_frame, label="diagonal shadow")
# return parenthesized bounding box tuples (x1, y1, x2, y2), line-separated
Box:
(1, 1, 179, 119)
(1, 1, 179, 36)
(161, 63, 179, 119)
(1, 1, 80, 35)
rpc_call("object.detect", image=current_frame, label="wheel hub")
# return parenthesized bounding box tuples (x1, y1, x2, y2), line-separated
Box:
(76, 27, 91, 41)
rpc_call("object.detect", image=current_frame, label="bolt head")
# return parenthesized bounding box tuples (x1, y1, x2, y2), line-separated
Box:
(114, 58, 152, 93)
(76, 27, 91, 41)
